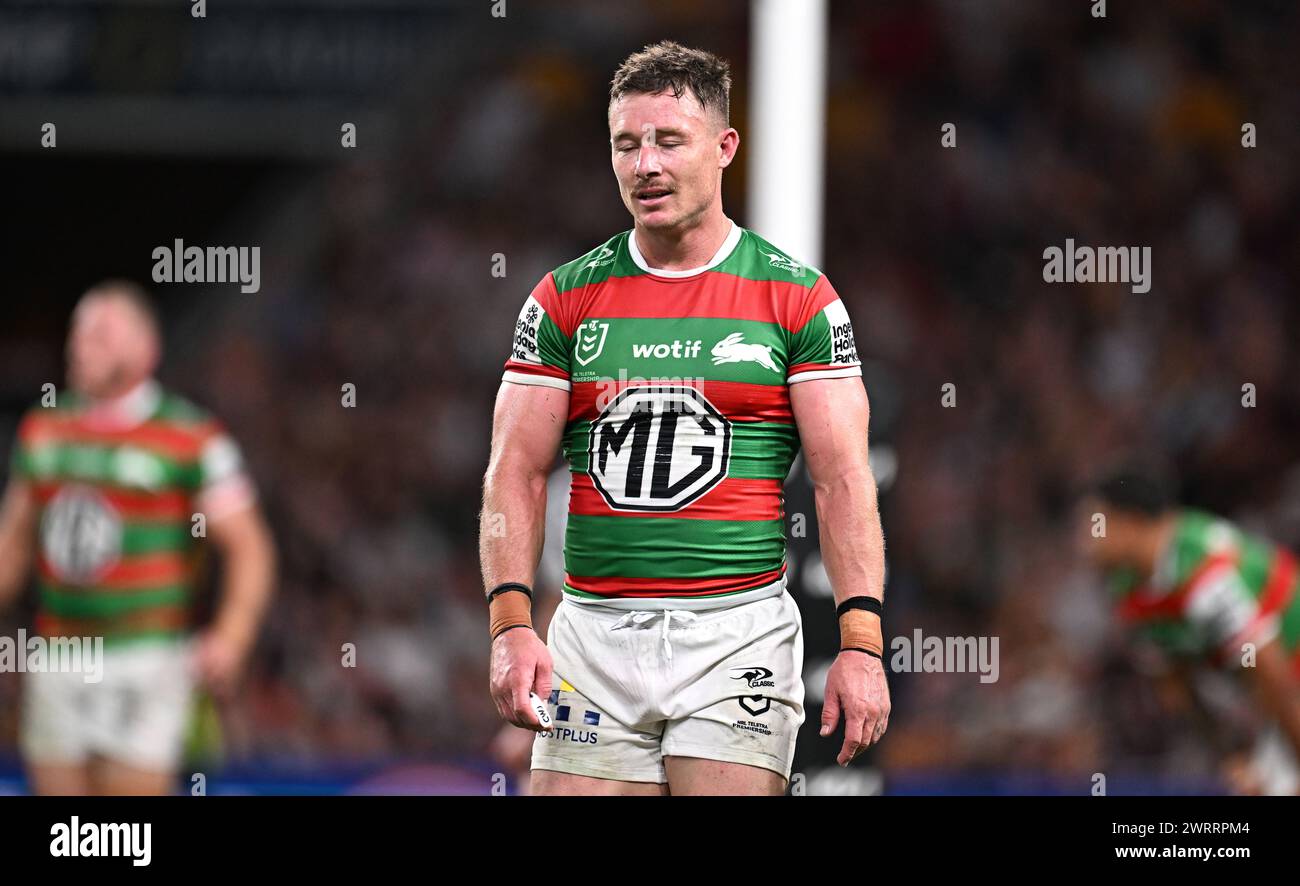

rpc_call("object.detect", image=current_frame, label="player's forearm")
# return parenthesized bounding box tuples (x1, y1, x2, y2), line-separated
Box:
(211, 515, 276, 654)
(0, 535, 32, 609)
(812, 464, 886, 606)
(0, 482, 36, 608)
(479, 461, 548, 593)
(1252, 641, 1300, 762)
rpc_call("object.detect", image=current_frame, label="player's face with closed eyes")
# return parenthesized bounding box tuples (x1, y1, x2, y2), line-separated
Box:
(609, 89, 734, 233)
(67, 294, 157, 399)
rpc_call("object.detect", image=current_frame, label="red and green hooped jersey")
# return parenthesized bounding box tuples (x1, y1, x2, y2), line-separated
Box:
(502, 223, 862, 607)
(1110, 510, 1300, 674)
(9, 381, 255, 644)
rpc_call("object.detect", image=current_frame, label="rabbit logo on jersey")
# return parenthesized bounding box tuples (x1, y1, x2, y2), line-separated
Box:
(587, 385, 731, 511)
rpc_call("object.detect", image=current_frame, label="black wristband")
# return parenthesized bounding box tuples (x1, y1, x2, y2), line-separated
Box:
(840, 647, 882, 660)
(487, 582, 533, 603)
(836, 596, 882, 618)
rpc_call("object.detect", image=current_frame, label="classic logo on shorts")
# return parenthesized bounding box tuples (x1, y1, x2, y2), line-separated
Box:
(39, 485, 124, 583)
(730, 666, 776, 688)
(587, 385, 731, 512)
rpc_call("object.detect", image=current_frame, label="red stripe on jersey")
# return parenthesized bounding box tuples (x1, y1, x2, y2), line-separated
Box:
(37, 552, 192, 589)
(566, 563, 787, 597)
(553, 272, 822, 336)
(1118, 553, 1236, 622)
(31, 482, 190, 521)
(1225, 550, 1300, 658)
(568, 472, 783, 520)
(35, 607, 189, 637)
(569, 378, 792, 424)
(789, 274, 841, 333)
(502, 360, 569, 381)
(1257, 550, 1298, 617)
(21, 413, 213, 461)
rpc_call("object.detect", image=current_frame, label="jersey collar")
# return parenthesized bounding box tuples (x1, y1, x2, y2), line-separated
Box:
(82, 378, 162, 430)
(628, 219, 741, 278)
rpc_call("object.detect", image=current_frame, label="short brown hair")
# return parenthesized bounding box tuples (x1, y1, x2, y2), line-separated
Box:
(609, 40, 732, 126)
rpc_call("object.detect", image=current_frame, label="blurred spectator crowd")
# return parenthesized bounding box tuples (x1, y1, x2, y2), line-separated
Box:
(2, 1, 1297, 788)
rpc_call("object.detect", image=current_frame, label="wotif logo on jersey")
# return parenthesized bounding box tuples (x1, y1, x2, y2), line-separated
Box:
(632, 338, 703, 360)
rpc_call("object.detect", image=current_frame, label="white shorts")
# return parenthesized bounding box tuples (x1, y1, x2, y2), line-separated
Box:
(532, 591, 805, 783)
(21, 639, 195, 772)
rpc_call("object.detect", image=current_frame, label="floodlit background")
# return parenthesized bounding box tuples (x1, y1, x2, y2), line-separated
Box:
(0, 0, 1297, 794)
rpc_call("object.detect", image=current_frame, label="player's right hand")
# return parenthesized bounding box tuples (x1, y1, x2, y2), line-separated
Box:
(489, 628, 554, 731)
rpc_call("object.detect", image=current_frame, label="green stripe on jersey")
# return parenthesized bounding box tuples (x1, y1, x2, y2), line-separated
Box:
(564, 421, 797, 479)
(710, 230, 820, 287)
(581, 317, 793, 386)
(552, 233, 637, 293)
(564, 514, 785, 578)
(121, 522, 194, 556)
(17, 440, 201, 488)
(39, 583, 191, 618)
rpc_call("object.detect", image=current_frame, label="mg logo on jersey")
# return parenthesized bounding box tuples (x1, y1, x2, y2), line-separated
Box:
(575, 319, 609, 366)
(40, 485, 123, 583)
(711, 332, 780, 373)
(587, 386, 731, 511)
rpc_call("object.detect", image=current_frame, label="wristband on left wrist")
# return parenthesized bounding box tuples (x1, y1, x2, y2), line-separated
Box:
(837, 595, 883, 657)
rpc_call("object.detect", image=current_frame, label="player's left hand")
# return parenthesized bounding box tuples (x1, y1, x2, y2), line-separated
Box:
(820, 650, 890, 766)
(191, 629, 247, 698)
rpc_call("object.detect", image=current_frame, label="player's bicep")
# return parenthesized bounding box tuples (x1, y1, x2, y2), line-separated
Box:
(489, 380, 569, 478)
(206, 498, 271, 557)
(0, 477, 38, 544)
(0, 478, 38, 599)
(790, 376, 870, 487)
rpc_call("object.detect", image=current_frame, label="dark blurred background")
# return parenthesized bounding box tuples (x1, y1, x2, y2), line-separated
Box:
(0, 0, 1297, 794)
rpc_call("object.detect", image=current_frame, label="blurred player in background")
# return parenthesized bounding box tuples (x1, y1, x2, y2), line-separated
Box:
(481, 41, 889, 795)
(0, 280, 276, 795)
(1079, 467, 1300, 794)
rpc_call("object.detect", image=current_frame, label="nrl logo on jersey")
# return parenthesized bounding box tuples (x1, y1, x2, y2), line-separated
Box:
(582, 246, 616, 270)
(761, 248, 804, 276)
(575, 319, 609, 366)
(711, 332, 779, 373)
